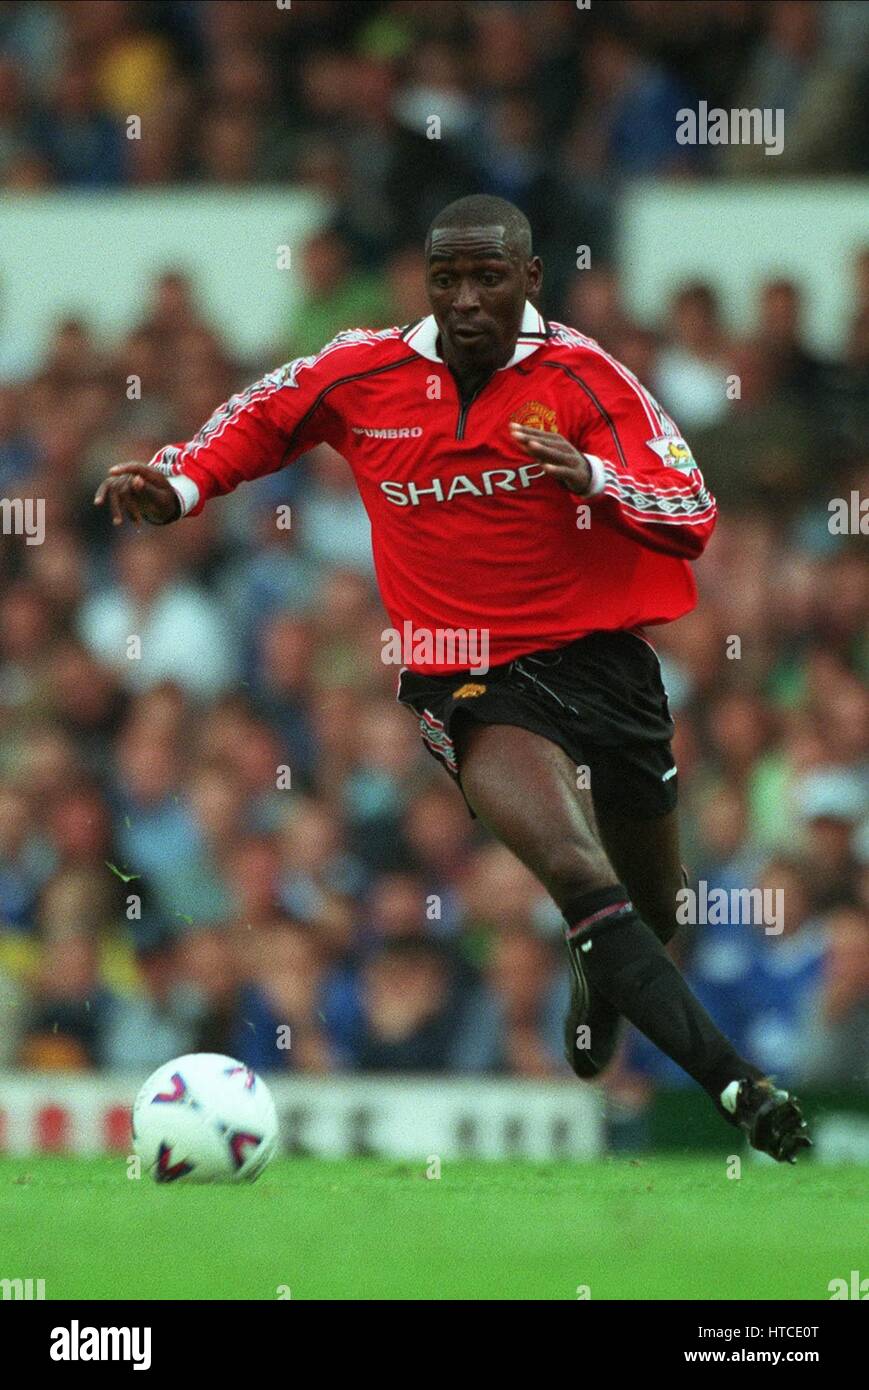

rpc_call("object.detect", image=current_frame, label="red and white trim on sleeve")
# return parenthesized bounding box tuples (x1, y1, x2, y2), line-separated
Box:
(600, 463, 717, 527)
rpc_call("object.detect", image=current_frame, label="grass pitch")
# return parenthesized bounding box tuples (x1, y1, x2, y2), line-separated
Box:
(1, 1155, 863, 1300)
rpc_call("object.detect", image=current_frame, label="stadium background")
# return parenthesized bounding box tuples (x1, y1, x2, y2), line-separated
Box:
(0, 0, 867, 1161)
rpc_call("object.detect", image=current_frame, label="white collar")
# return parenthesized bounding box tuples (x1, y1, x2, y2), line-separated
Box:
(402, 300, 549, 368)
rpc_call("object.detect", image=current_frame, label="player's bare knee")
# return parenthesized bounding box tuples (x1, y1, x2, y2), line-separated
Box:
(540, 836, 615, 909)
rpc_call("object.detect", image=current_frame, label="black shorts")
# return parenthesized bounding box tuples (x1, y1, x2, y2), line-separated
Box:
(396, 630, 678, 820)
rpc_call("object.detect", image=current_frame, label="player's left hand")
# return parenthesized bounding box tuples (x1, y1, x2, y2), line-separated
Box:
(509, 423, 593, 494)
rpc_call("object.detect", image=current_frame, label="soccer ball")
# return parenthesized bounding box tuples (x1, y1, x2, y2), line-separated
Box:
(132, 1053, 279, 1184)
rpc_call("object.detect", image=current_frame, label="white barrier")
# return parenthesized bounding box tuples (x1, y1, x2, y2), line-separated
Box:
(0, 1071, 604, 1160)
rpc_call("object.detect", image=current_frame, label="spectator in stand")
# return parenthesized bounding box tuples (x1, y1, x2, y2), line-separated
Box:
(100, 930, 203, 1071)
(756, 278, 827, 407)
(0, 784, 54, 936)
(19, 933, 115, 1070)
(284, 228, 392, 360)
(654, 283, 731, 431)
(353, 937, 458, 1073)
(78, 529, 238, 699)
(723, 0, 864, 176)
(452, 931, 568, 1077)
(802, 907, 869, 1088)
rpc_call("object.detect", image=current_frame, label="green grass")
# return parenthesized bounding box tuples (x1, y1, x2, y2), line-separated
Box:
(1, 1155, 864, 1300)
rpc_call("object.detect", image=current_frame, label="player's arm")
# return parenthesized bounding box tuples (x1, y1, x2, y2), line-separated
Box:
(574, 355, 717, 558)
(94, 346, 348, 527)
(512, 359, 716, 559)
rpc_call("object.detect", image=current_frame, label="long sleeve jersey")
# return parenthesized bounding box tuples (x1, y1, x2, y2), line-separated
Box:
(149, 301, 716, 673)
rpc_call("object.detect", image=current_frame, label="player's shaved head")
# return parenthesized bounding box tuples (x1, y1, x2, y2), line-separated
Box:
(426, 195, 533, 263)
(424, 194, 541, 388)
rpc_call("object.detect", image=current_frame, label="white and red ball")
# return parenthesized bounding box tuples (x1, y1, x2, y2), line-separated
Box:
(132, 1053, 278, 1183)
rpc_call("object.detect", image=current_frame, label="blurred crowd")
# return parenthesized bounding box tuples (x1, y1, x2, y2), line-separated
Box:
(0, 0, 867, 1109)
(1, 0, 869, 292)
(1, 245, 866, 1097)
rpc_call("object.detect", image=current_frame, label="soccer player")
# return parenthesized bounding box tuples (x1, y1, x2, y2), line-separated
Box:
(96, 195, 810, 1162)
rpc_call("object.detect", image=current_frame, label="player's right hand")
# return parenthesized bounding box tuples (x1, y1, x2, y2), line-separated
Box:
(94, 463, 181, 527)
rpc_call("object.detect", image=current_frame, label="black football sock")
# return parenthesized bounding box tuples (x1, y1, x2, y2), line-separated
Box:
(564, 885, 763, 1106)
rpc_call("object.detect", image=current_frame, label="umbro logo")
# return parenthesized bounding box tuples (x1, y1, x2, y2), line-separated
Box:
(352, 425, 423, 439)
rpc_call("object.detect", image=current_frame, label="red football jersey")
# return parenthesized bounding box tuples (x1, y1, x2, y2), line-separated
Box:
(149, 303, 716, 673)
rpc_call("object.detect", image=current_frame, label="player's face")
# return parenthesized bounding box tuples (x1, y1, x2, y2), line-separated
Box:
(426, 225, 541, 375)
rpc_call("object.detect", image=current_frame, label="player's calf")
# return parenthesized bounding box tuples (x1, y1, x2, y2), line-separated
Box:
(564, 884, 767, 1105)
(563, 936, 623, 1079)
(561, 886, 632, 1080)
